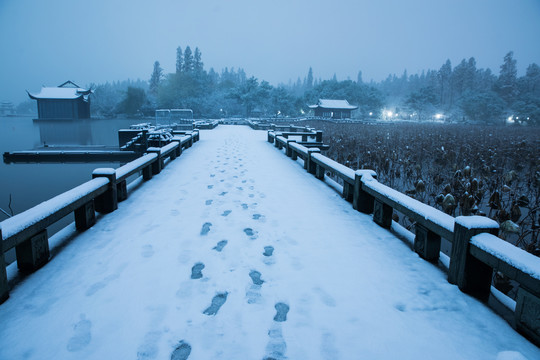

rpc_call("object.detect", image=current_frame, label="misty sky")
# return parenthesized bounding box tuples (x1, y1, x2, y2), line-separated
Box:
(1, 0, 539, 103)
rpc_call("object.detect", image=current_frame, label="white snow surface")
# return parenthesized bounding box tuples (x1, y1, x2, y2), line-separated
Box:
(472, 233, 540, 281)
(456, 215, 500, 230)
(0, 126, 538, 360)
(28, 87, 89, 99)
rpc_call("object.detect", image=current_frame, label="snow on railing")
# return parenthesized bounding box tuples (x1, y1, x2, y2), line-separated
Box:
(267, 128, 540, 345)
(0, 132, 199, 304)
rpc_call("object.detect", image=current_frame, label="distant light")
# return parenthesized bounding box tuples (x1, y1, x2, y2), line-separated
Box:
(435, 113, 443, 119)
(369, 112, 373, 116)
(507, 116, 513, 122)
(395, 113, 399, 117)
(516, 116, 519, 120)
(300, 109, 305, 115)
(277, 111, 281, 115)
(386, 111, 393, 117)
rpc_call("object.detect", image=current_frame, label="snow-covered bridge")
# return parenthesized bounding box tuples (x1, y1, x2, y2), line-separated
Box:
(0, 126, 539, 359)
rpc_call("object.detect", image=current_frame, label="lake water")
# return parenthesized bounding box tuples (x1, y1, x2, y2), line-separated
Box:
(0, 116, 147, 261)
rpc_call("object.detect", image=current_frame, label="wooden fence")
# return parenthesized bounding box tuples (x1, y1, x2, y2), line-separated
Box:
(267, 129, 540, 345)
(0, 132, 199, 304)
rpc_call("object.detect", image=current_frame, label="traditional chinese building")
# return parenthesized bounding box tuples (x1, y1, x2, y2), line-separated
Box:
(27, 81, 92, 120)
(309, 99, 358, 119)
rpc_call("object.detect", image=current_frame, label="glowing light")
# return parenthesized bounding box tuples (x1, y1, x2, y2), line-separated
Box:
(386, 111, 393, 117)
(369, 112, 373, 116)
(435, 113, 443, 119)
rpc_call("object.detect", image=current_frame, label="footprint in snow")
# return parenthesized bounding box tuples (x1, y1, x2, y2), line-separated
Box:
(252, 214, 264, 220)
(213, 240, 228, 252)
(249, 270, 264, 285)
(243, 228, 258, 239)
(170, 341, 191, 360)
(67, 314, 92, 352)
(263, 246, 274, 257)
(221, 210, 232, 217)
(203, 292, 228, 316)
(191, 263, 205, 279)
(264, 324, 287, 360)
(241, 203, 248, 210)
(205, 200, 213, 206)
(137, 330, 162, 360)
(207, 185, 213, 189)
(200, 222, 212, 235)
(141, 244, 154, 258)
(219, 191, 228, 196)
(274, 303, 289, 322)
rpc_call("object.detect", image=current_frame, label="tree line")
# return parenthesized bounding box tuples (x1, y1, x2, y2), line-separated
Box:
(88, 46, 540, 125)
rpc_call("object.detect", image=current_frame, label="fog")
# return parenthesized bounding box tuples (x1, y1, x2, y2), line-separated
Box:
(1, 0, 539, 103)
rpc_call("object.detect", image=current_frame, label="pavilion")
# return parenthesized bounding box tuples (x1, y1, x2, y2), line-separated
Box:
(27, 81, 92, 120)
(309, 99, 358, 119)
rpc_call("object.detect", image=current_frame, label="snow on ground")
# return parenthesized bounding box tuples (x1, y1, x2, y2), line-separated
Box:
(0, 126, 538, 360)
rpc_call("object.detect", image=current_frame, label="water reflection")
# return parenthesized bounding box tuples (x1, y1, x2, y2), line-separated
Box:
(35, 119, 93, 146)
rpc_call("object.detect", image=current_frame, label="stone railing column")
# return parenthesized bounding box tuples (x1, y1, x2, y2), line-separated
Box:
(146, 148, 162, 175)
(353, 170, 377, 214)
(92, 168, 118, 213)
(448, 216, 499, 302)
(306, 148, 320, 175)
(0, 228, 9, 303)
(414, 223, 441, 262)
(16, 230, 49, 273)
(74, 200, 96, 230)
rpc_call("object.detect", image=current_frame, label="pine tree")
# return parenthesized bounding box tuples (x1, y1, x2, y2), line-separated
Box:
(194, 47, 204, 73)
(495, 51, 518, 105)
(306, 67, 314, 89)
(149, 61, 163, 96)
(176, 47, 183, 74)
(437, 60, 452, 107)
(183, 46, 194, 73)
(357, 70, 363, 84)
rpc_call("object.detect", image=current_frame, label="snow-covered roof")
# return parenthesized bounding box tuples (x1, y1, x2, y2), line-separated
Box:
(27, 82, 92, 100)
(309, 99, 358, 110)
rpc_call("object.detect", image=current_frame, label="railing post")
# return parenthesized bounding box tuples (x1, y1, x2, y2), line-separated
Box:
(267, 131, 273, 143)
(74, 200, 96, 230)
(92, 168, 118, 214)
(291, 148, 298, 161)
(315, 163, 325, 180)
(448, 216, 499, 302)
(0, 228, 9, 304)
(170, 143, 178, 160)
(515, 287, 540, 345)
(414, 223, 441, 262)
(116, 180, 128, 202)
(15, 229, 49, 273)
(316, 130, 323, 143)
(353, 170, 376, 214)
(307, 148, 320, 175)
(147, 148, 162, 175)
(343, 181, 354, 202)
(373, 199, 392, 228)
(286, 140, 295, 157)
(142, 165, 153, 181)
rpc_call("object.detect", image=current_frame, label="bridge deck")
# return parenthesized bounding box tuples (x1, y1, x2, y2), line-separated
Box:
(0, 126, 538, 359)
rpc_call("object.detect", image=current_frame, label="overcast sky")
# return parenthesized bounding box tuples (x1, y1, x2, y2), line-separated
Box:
(1, 0, 539, 103)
